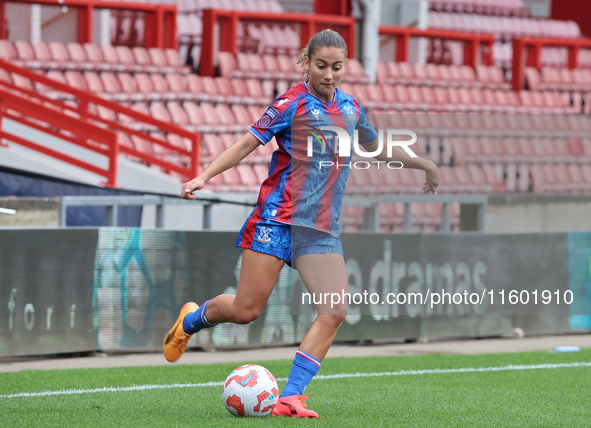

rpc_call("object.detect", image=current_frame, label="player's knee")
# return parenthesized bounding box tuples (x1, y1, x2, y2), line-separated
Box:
(233, 308, 262, 325)
(322, 303, 348, 319)
(318, 313, 347, 329)
(331, 313, 347, 327)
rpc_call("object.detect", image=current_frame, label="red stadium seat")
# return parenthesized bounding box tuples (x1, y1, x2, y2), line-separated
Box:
(149, 48, 182, 74)
(481, 164, 506, 192)
(100, 45, 124, 72)
(30, 42, 59, 70)
(150, 73, 175, 100)
(14, 41, 41, 69)
(47, 42, 76, 71)
(37, 70, 70, 100)
(115, 46, 141, 73)
(166, 73, 192, 100)
(100, 72, 126, 101)
(64, 70, 87, 91)
(83, 44, 109, 71)
(245, 78, 272, 105)
(219, 52, 238, 78)
(231, 104, 253, 130)
(164, 49, 190, 74)
(183, 74, 208, 102)
(115, 73, 142, 102)
(199, 102, 226, 133)
(466, 164, 493, 193)
(0, 40, 17, 63)
(134, 73, 159, 101)
(215, 104, 242, 133)
(183, 101, 211, 133)
(236, 164, 261, 192)
(83, 71, 106, 96)
(132, 47, 157, 73)
(166, 101, 191, 127)
(66, 43, 93, 70)
(344, 58, 369, 84)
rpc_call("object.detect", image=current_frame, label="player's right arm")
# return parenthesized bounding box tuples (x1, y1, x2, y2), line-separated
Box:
(181, 132, 261, 199)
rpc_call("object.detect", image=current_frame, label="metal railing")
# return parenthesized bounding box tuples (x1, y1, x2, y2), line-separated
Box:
(60, 195, 214, 229)
(60, 194, 488, 231)
(344, 194, 488, 232)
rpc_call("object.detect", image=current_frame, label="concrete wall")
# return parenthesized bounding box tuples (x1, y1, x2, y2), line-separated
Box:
(486, 194, 591, 233)
(0, 198, 60, 227)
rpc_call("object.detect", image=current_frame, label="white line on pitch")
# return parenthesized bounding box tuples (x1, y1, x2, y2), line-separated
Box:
(1, 362, 590, 399)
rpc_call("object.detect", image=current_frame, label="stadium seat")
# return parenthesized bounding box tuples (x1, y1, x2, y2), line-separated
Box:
(182, 74, 208, 102)
(83, 44, 109, 71)
(115, 73, 142, 102)
(184, 101, 212, 133)
(198, 76, 224, 103)
(99, 72, 127, 101)
(30, 42, 59, 70)
(82, 71, 107, 97)
(166, 101, 191, 128)
(14, 41, 41, 70)
(132, 47, 158, 74)
(115, 46, 141, 73)
(48, 42, 79, 71)
(199, 102, 227, 133)
(100, 45, 125, 72)
(219, 52, 238, 78)
(165, 74, 192, 100)
(244, 78, 272, 105)
(150, 73, 176, 100)
(132, 73, 158, 101)
(341, 205, 365, 231)
(66, 43, 93, 71)
(36, 70, 70, 100)
(231, 104, 253, 131)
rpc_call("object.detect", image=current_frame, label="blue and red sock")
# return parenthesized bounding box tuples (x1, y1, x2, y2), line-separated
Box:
(182, 300, 217, 335)
(280, 350, 321, 398)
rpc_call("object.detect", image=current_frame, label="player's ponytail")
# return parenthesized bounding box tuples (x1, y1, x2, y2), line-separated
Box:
(295, 29, 348, 80)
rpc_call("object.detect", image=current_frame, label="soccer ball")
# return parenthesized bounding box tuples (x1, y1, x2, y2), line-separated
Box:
(222, 364, 279, 417)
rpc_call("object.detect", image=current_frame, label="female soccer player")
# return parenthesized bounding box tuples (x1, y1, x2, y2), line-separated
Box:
(164, 29, 440, 418)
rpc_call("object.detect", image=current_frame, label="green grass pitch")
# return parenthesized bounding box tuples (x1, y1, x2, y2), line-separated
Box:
(1, 349, 590, 427)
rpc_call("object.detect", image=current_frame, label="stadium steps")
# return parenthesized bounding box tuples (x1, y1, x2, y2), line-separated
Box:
(0, 59, 199, 191)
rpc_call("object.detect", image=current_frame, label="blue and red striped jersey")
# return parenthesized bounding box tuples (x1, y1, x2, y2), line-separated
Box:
(248, 81, 378, 235)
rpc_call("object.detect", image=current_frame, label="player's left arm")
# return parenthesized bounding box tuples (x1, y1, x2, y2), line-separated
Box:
(362, 141, 441, 195)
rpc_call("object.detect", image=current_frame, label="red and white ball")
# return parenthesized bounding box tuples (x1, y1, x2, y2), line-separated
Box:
(222, 364, 279, 417)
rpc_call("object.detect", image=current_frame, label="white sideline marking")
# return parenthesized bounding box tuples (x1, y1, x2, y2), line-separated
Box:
(1, 362, 590, 399)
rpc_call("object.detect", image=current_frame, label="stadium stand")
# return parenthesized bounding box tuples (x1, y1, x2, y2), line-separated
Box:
(2, 0, 591, 232)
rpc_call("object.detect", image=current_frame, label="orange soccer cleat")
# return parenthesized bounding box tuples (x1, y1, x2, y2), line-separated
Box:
(163, 302, 198, 362)
(271, 394, 318, 418)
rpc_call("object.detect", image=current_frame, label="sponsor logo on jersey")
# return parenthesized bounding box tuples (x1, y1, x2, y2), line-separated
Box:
(276, 98, 289, 107)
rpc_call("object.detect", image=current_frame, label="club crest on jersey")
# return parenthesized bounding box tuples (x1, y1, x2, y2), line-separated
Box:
(257, 227, 272, 245)
(343, 105, 355, 114)
(257, 107, 279, 127)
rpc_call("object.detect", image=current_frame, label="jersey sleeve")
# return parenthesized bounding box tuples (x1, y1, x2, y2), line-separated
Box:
(354, 100, 378, 146)
(248, 96, 296, 145)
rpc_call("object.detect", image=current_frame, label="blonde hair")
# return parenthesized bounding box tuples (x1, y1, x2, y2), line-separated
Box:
(295, 29, 348, 80)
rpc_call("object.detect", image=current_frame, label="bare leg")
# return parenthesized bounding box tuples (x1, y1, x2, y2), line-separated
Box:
(295, 253, 348, 360)
(204, 249, 285, 325)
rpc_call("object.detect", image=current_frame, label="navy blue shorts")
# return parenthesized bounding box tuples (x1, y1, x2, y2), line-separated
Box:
(235, 213, 343, 268)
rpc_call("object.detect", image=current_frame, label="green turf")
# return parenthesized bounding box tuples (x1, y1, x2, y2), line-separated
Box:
(1, 349, 590, 427)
